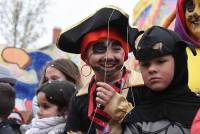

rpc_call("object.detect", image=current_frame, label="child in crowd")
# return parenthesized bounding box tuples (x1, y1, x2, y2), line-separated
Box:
(0, 82, 20, 134)
(39, 58, 81, 88)
(57, 6, 143, 133)
(122, 26, 200, 133)
(32, 58, 81, 117)
(24, 80, 76, 134)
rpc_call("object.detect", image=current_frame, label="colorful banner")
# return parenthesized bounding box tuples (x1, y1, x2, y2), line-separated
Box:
(132, 0, 200, 92)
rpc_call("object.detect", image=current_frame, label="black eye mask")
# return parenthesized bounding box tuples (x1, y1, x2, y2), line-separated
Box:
(91, 40, 122, 54)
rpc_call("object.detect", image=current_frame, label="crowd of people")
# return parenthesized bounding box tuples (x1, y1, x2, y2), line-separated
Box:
(0, 4, 200, 134)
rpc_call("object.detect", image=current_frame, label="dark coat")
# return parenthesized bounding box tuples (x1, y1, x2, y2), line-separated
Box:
(0, 119, 21, 134)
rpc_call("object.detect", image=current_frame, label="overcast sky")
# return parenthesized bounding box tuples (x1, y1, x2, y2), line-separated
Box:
(0, 0, 139, 49)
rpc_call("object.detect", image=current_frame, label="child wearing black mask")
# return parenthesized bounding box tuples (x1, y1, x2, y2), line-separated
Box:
(122, 26, 200, 134)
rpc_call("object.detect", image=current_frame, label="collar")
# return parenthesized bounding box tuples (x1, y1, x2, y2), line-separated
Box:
(76, 69, 144, 96)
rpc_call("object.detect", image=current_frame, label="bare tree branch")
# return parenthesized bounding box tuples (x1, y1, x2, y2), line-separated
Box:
(0, 0, 49, 49)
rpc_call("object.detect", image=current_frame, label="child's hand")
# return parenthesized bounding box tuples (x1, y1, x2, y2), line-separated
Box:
(96, 82, 116, 106)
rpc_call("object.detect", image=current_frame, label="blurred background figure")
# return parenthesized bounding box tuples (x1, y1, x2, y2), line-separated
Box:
(32, 58, 81, 117)
(0, 83, 21, 134)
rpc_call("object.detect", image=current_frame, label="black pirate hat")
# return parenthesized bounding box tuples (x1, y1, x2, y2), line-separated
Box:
(57, 6, 141, 55)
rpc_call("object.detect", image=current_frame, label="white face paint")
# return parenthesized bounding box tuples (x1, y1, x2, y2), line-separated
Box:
(185, 0, 200, 40)
(86, 38, 125, 82)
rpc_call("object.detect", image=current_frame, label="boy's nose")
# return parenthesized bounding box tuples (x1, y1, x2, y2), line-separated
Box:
(148, 64, 158, 74)
(104, 48, 114, 59)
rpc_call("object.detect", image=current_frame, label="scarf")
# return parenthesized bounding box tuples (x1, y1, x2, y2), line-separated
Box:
(88, 68, 128, 133)
(25, 116, 65, 134)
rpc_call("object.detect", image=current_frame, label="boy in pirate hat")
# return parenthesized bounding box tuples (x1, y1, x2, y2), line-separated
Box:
(57, 6, 143, 134)
(122, 26, 200, 134)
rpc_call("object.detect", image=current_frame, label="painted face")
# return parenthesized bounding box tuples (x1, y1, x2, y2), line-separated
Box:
(139, 55, 175, 92)
(37, 92, 59, 119)
(45, 66, 66, 82)
(86, 38, 125, 81)
(185, 0, 200, 40)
